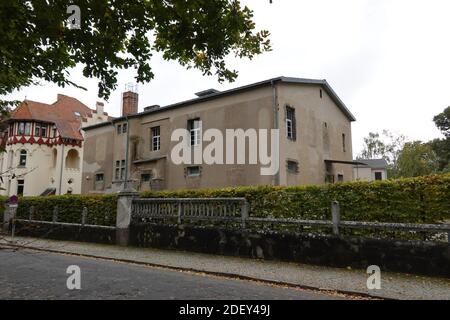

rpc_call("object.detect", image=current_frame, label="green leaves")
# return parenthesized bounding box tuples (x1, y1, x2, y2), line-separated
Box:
(0, 0, 271, 104)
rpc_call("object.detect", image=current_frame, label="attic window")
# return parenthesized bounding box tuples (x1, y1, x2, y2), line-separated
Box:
(74, 111, 81, 117)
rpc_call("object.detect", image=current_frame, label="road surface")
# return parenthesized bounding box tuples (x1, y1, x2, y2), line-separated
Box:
(0, 248, 345, 300)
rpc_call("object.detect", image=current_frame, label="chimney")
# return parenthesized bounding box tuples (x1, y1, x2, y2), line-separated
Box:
(96, 101, 104, 115)
(122, 91, 139, 116)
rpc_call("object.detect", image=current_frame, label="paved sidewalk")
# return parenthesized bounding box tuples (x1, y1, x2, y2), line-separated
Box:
(1, 236, 449, 300)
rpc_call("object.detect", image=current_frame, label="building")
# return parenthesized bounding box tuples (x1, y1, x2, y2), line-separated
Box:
(0, 94, 110, 196)
(353, 159, 388, 181)
(81, 77, 356, 194)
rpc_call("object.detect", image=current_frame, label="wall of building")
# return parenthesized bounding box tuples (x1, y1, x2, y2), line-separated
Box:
(0, 143, 83, 196)
(81, 82, 354, 193)
(277, 83, 353, 185)
(353, 167, 387, 181)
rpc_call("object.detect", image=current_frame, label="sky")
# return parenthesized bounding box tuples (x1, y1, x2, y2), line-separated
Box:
(6, 0, 450, 156)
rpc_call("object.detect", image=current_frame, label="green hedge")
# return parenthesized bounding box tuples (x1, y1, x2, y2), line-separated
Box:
(15, 194, 117, 226)
(141, 174, 450, 224)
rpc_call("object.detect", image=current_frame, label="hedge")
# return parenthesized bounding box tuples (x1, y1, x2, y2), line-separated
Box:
(14, 194, 117, 227)
(141, 174, 450, 224)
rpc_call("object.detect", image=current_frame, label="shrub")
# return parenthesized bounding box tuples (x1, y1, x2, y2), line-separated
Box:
(141, 174, 450, 224)
(15, 194, 117, 226)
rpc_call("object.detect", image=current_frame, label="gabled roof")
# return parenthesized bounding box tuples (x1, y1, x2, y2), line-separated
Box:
(9, 94, 96, 140)
(354, 159, 388, 169)
(84, 76, 356, 131)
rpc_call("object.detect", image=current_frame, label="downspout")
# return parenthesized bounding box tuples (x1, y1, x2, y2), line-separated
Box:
(124, 116, 130, 190)
(59, 142, 65, 195)
(271, 80, 280, 186)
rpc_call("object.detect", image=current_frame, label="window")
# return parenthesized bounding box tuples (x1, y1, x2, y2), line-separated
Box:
(188, 119, 201, 146)
(186, 166, 201, 177)
(115, 160, 126, 180)
(337, 174, 344, 182)
(151, 126, 161, 151)
(375, 172, 383, 181)
(320, 89, 323, 99)
(34, 123, 41, 137)
(19, 150, 27, 167)
(342, 133, 346, 152)
(141, 173, 152, 182)
(17, 122, 25, 135)
(95, 173, 104, 182)
(117, 124, 122, 134)
(41, 124, 47, 137)
(52, 125, 57, 138)
(287, 160, 299, 173)
(122, 123, 127, 133)
(24, 122, 31, 136)
(74, 111, 81, 117)
(285, 106, 296, 140)
(17, 179, 25, 196)
(121, 160, 126, 180)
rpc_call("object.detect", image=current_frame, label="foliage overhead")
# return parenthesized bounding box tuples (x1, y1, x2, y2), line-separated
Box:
(0, 0, 271, 104)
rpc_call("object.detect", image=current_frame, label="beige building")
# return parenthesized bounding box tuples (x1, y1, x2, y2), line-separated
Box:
(353, 159, 388, 181)
(0, 94, 110, 196)
(81, 77, 356, 194)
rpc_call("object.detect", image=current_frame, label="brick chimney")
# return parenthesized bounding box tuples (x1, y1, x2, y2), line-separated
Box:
(122, 91, 138, 116)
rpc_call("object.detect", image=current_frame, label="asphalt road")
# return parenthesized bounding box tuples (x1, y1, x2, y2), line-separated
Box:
(0, 248, 344, 300)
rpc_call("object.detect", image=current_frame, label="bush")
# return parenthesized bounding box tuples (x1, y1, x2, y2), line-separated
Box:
(141, 174, 450, 224)
(15, 194, 117, 226)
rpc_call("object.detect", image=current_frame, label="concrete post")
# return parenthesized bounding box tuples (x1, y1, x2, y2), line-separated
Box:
(241, 200, 249, 228)
(3, 204, 17, 233)
(331, 201, 341, 236)
(116, 190, 138, 246)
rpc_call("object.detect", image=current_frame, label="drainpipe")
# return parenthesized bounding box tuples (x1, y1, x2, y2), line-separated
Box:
(58, 143, 65, 195)
(124, 116, 130, 190)
(271, 80, 280, 186)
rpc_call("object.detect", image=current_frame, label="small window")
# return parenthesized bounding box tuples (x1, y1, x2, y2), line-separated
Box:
(24, 122, 31, 136)
(151, 126, 161, 151)
(95, 173, 104, 182)
(337, 174, 344, 182)
(186, 166, 201, 177)
(19, 150, 27, 167)
(285, 106, 296, 141)
(120, 160, 126, 180)
(17, 122, 25, 135)
(287, 160, 299, 173)
(141, 173, 152, 182)
(17, 179, 25, 196)
(41, 124, 47, 137)
(52, 125, 57, 138)
(74, 111, 81, 117)
(115, 160, 120, 180)
(117, 124, 122, 134)
(375, 172, 383, 181)
(122, 123, 127, 133)
(342, 133, 346, 153)
(188, 119, 201, 146)
(320, 89, 323, 99)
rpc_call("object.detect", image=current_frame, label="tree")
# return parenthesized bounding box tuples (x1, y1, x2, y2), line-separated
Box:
(0, 0, 271, 108)
(430, 107, 450, 172)
(358, 130, 406, 175)
(395, 141, 440, 178)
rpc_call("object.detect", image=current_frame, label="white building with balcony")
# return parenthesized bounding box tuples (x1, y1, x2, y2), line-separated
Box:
(0, 94, 110, 196)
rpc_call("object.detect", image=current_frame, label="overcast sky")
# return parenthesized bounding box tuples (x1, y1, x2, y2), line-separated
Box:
(6, 0, 450, 155)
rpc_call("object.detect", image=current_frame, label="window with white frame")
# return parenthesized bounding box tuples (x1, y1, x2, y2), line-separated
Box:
(19, 150, 27, 167)
(188, 119, 201, 146)
(285, 106, 296, 140)
(151, 126, 161, 151)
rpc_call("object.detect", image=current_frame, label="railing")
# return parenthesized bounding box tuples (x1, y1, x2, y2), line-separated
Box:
(131, 198, 450, 242)
(132, 198, 249, 227)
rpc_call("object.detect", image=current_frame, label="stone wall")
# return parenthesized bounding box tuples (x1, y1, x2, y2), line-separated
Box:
(130, 223, 450, 277)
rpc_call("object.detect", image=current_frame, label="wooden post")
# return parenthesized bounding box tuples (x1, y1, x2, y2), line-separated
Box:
(331, 201, 340, 236)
